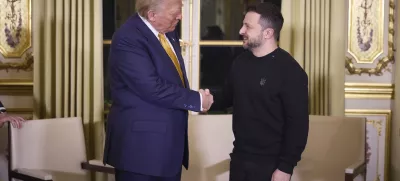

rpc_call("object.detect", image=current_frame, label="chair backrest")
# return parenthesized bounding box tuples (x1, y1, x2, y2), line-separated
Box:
(291, 115, 366, 181)
(10, 117, 88, 175)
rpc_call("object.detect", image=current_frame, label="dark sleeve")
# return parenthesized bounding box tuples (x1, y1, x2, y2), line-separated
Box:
(112, 38, 201, 112)
(0, 101, 6, 112)
(278, 63, 309, 174)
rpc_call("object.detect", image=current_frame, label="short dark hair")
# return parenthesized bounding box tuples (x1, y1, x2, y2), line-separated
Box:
(247, 2, 284, 40)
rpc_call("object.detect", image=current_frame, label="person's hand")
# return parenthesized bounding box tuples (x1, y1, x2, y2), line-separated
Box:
(199, 89, 213, 112)
(271, 169, 291, 181)
(0, 113, 25, 129)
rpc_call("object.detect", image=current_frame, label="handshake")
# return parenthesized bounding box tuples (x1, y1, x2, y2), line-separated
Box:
(199, 89, 214, 112)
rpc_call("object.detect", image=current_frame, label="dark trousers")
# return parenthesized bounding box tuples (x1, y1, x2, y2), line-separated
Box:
(229, 154, 278, 181)
(115, 169, 182, 181)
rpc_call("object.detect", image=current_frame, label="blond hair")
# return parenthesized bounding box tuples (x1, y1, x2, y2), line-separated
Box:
(135, 0, 163, 18)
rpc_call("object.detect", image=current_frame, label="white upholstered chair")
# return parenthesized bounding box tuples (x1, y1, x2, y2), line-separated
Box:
(8, 117, 113, 181)
(181, 115, 366, 181)
(291, 116, 366, 181)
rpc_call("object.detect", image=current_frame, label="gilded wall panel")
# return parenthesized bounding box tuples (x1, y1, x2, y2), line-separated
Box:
(346, 110, 391, 181)
(345, 0, 395, 76)
(0, 0, 33, 71)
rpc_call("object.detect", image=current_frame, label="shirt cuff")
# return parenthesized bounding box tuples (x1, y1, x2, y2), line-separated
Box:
(277, 161, 294, 175)
(199, 92, 203, 111)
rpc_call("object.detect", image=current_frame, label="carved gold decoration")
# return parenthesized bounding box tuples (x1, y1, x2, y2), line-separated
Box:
(345, 0, 395, 75)
(0, 79, 32, 95)
(367, 120, 383, 136)
(0, 0, 32, 57)
(344, 83, 394, 99)
(366, 120, 382, 181)
(179, 39, 191, 56)
(345, 109, 391, 181)
(0, 51, 33, 70)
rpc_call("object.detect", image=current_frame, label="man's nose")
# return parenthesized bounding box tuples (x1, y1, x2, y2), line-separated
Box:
(239, 27, 245, 35)
(177, 13, 182, 20)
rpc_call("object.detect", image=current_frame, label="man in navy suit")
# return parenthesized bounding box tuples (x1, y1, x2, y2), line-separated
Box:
(103, 0, 214, 180)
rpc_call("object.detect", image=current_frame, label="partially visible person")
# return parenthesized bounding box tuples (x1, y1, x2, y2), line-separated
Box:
(219, 2, 309, 181)
(103, 0, 213, 180)
(0, 101, 24, 129)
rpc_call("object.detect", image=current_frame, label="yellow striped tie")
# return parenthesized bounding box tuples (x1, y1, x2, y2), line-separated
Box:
(158, 33, 185, 87)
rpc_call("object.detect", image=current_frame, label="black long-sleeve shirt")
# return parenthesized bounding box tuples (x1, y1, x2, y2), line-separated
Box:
(220, 47, 309, 174)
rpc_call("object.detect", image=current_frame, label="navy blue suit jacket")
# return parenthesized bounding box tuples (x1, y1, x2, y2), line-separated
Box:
(103, 14, 201, 177)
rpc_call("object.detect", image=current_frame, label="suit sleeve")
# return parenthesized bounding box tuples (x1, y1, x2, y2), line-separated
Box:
(112, 39, 201, 112)
(0, 101, 6, 112)
(278, 65, 309, 174)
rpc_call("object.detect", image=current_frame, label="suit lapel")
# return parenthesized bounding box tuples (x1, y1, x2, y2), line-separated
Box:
(166, 34, 190, 87)
(133, 14, 188, 87)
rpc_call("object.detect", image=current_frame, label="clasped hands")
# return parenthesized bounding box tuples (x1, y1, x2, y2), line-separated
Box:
(199, 89, 213, 112)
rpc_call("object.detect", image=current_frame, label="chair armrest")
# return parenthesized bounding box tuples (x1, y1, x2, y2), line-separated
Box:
(345, 160, 366, 181)
(10, 168, 52, 181)
(81, 159, 115, 174)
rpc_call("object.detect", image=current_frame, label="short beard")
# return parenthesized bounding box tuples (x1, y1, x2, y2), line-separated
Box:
(243, 33, 263, 51)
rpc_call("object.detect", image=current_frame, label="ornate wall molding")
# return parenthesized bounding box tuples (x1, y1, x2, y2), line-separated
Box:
(0, 51, 33, 70)
(0, 0, 33, 71)
(0, 79, 32, 95)
(345, 0, 395, 76)
(345, 82, 394, 99)
(345, 109, 391, 181)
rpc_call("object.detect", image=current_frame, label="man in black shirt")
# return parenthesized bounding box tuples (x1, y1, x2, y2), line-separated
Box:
(220, 2, 309, 181)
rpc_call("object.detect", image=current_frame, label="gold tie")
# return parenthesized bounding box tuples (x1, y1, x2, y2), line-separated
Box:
(158, 33, 185, 87)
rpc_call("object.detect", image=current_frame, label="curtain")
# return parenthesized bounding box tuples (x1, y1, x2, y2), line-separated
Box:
(32, 0, 105, 180)
(280, 0, 345, 116)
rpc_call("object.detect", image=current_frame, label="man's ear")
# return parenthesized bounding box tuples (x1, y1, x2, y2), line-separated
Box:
(147, 10, 156, 22)
(264, 28, 275, 39)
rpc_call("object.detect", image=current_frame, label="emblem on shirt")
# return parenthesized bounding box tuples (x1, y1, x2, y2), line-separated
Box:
(260, 78, 266, 86)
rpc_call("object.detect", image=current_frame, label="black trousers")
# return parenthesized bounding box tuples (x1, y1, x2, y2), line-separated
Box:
(229, 154, 278, 181)
(115, 169, 182, 181)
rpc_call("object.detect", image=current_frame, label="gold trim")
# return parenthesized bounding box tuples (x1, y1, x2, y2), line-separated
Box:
(103, 40, 111, 45)
(0, 0, 32, 58)
(0, 79, 33, 95)
(189, 0, 193, 87)
(6, 108, 33, 120)
(345, 109, 391, 181)
(344, 83, 394, 99)
(196, 0, 200, 92)
(345, 0, 395, 75)
(103, 39, 191, 47)
(199, 41, 243, 46)
(6, 108, 33, 114)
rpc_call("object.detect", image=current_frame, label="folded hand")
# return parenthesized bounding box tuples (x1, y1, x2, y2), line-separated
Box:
(0, 113, 25, 129)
